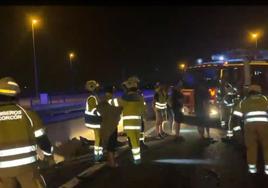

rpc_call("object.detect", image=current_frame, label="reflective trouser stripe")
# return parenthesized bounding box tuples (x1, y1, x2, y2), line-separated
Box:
(122, 116, 141, 120)
(94, 146, 103, 156)
(85, 123, 101, 129)
(248, 164, 257, 173)
(227, 130, 233, 137)
(124, 126, 141, 130)
(0, 145, 37, 157)
(0, 156, 37, 168)
(132, 148, 141, 161)
(265, 165, 268, 175)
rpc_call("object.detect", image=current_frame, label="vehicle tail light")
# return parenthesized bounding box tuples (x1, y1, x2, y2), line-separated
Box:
(208, 88, 217, 103)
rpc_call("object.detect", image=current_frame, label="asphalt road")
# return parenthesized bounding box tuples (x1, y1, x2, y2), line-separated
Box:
(73, 124, 268, 188)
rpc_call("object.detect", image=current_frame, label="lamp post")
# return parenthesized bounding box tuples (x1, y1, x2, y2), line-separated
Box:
(69, 52, 75, 91)
(31, 19, 39, 98)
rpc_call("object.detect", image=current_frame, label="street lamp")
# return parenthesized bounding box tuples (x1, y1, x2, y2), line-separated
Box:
(31, 19, 39, 98)
(251, 33, 259, 48)
(69, 52, 75, 91)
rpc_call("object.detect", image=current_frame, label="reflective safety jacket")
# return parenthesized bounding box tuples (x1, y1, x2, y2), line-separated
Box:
(153, 91, 168, 110)
(0, 103, 51, 169)
(109, 92, 146, 131)
(85, 94, 102, 129)
(232, 94, 268, 126)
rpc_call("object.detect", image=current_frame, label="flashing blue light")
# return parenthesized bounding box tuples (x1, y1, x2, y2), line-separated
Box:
(219, 56, 225, 61)
(197, 58, 203, 64)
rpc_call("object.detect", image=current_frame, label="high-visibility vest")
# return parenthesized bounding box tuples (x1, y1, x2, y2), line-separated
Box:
(233, 94, 268, 125)
(154, 91, 168, 110)
(0, 104, 45, 169)
(109, 92, 146, 131)
(85, 95, 102, 129)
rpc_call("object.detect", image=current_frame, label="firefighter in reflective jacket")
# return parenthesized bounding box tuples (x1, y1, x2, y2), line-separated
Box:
(232, 84, 268, 175)
(109, 77, 146, 164)
(153, 83, 168, 138)
(0, 77, 53, 188)
(222, 83, 239, 138)
(84, 80, 103, 162)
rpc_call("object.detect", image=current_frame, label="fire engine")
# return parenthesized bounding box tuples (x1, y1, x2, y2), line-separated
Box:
(181, 50, 268, 127)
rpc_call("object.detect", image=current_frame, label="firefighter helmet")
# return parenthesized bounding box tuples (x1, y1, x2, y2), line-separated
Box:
(85, 80, 99, 92)
(123, 76, 139, 89)
(0, 77, 20, 97)
(248, 84, 262, 93)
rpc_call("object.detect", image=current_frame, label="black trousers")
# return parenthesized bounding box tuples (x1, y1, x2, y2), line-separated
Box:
(107, 128, 118, 152)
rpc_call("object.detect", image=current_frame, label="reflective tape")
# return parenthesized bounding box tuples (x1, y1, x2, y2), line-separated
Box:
(43, 146, 53, 156)
(155, 102, 167, 106)
(265, 165, 268, 175)
(0, 145, 37, 157)
(245, 117, 268, 123)
(0, 89, 16, 95)
(0, 156, 37, 168)
(248, 164, 257, 174)
(122, 116, 141, 120)
(233, 126, 241, 131)
(34, 128, 45, 138)
(233, 111, 243, 117)
(155, 105, 167, 109)
(108, 99, 112, 105)
(133, 154, 141, 160)
(7, 81, 18, 86)
(114, 99, 119, 107)
(124, 126, 141, 130)
(246, 111, 268, 117)
(132, 148, 140, 154)
(85, 123, 101, 129)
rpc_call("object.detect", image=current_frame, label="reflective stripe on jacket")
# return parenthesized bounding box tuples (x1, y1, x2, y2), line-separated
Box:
(0, 104, 45, 168)
(233, 94, 268, 125)
(85, 95, 102, 129)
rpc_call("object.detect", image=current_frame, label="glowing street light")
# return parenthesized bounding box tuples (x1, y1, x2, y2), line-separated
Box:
(251, 33, 259, 48)
(178, 63, 186, 71)
(31, 18, 39, 98)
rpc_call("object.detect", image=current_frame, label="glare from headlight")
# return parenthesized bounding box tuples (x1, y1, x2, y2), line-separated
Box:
(209, 108, 218, 116)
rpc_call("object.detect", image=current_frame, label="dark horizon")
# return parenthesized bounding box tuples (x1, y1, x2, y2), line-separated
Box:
(1, 6, 268, 93)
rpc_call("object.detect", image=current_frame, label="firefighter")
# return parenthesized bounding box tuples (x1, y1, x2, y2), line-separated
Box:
(137, 89, 148, 149)
(153, 82, 169, 139)
(84, 80, 103, 162)
(0, 77, 53, 188)
(232, 84, 268, 175)
(222, 83, 239, 139)
(109, 77, 146, 164)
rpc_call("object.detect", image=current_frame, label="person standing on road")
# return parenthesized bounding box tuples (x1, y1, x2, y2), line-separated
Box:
(0, 77, 53, 188)
(109, 77, 146, 164)
(84, 80, 103, 162)
(232, 85, 268, 175)
(153, 82, 169, 139)
(194, 81, 211, 139)
(171, 82, 184, 142)
(97, 85, 122, 168)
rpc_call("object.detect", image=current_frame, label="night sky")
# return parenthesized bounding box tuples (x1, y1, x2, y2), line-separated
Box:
(1, 6, 268, 93)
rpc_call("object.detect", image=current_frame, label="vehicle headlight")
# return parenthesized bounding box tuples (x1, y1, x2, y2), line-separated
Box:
(209, 108, 218, 117)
